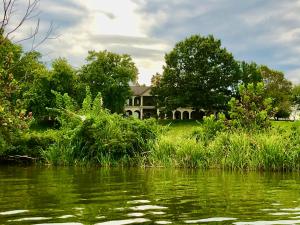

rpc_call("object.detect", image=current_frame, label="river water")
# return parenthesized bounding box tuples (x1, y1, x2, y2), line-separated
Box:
(1, 166, 300, 225)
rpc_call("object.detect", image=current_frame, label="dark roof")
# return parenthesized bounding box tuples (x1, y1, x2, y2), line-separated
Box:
(130, 86, 151, 96)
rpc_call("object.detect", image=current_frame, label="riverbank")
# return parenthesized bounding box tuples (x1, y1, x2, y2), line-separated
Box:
(2, 120, 300, 170)
(147, 120, 300, 170)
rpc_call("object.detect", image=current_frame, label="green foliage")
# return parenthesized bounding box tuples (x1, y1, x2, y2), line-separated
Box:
(82, 86, 93, 114)
(0, 36, 32, 155)
(148, 135, 208, 168)
(24, 58, 78, 123)
(42, 90, 160, 165)
(152, 34, 240, 111)
(239, 61, 262, 85)
(292, 84, 300, 107)
(50, 58, 78, 101)
(228, 82, 275, 129)
(192, 114, 226, 144)
(79, 50, 138, 113)
(0, 104, 31, 156)
(260, 66, 292, 119)
(148, 121, 300, 171)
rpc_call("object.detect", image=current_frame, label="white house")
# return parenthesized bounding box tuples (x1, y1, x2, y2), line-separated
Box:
(290, 105, 300, 121)
(124, 86, 206, 120)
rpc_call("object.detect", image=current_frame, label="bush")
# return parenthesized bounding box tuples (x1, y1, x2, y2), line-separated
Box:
(228, 82, 276, 129)
(1, 130, 58, 158)
(42, 88, 160, 165)
(192, 113, 226, 144)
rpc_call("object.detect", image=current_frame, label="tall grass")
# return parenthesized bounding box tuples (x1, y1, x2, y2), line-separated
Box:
(147, 122, 300, 171)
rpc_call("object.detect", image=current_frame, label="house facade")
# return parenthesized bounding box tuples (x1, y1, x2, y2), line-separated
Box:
(124, 86, 205, 120)
(290, 105, 300, 121)
(125, 86, 300, 121)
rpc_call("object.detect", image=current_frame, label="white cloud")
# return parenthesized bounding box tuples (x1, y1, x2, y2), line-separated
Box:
(10, 0, 300, 84)
(31, 0, 168, 84)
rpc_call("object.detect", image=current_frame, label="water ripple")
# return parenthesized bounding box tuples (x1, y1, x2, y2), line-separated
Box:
(234, 220, 300, 225)
(185, 217, 237, 223)
(0, 209, 29, 215)
(129, 205, 167, 211)
(95, 218, 150, 225)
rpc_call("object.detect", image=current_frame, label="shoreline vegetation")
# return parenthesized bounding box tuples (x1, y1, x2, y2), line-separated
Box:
(6, 83, 298, 171)
(2, 119, 300, 171)
(2, 32, 300, 171)
(1, 83, 300, 171)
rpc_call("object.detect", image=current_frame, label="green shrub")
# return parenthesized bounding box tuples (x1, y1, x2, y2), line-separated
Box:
(42, 88, 160, 165)
(228, 82, 276, 129)
(192, 113, 226, 144)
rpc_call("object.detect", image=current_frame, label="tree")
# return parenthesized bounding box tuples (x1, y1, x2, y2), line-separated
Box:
(239, 61, 262, 85)
(50, 58, 77, 97)
(228, 82, 275, 129)
(292, 84, 300, 106)
(24, 58, 78, 122)
(152, 35, 240, 111)
(0, 36, 30, 152)
(151, 73, 162, 87)
(260, 66, 292, 119)
(79, 50, 138, 113)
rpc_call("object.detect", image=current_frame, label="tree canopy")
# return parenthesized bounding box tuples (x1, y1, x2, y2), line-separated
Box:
(260, 65, 292, 118)
(239, 61, 262, 85)
(292, 84, 300, 106)
(152, 35, 240, 111)
(79, 50, 138, 113)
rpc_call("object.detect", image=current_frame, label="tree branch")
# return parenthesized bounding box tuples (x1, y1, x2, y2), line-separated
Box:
(0, 0, 56, 49)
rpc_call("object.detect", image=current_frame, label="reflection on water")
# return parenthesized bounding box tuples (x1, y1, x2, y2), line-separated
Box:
(1, 167, 300, 224)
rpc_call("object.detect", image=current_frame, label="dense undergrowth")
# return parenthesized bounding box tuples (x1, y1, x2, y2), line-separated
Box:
(2, 117, 300, 171)
(40, 89, 160, 165)
(148, 120, 300, 171)
(2, 84, 300, 171)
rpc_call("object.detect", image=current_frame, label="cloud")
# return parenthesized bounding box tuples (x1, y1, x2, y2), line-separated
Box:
(96, 10, 116, 20)
(9, 0, 300, 84)
(133, 0, 300, 83)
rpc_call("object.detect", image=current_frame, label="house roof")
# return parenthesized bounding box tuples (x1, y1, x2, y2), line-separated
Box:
(130, 86, 151, 96)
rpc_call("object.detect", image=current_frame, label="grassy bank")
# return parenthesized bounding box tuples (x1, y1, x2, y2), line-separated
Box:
(3, 118, 300, 171)
(146, 120, 300, 171)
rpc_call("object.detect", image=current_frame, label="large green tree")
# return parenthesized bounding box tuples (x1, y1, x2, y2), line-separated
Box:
(152, 35, 240, 111)
(24, 58, 78, 122)
(79, 50, 138, 113)
(260, 66, 292, 119)
(239, 61, 262, 85)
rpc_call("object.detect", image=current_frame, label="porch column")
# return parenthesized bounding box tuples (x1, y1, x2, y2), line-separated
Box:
(132, 96, 135, 106)
(140, 108, 143, 120)
(157, 109, 160, 119)
(189, 111, 192, 120)
(180, 111, 183, 120)
(172, 110, 175, 120)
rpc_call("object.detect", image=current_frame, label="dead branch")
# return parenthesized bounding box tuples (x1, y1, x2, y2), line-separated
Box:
(0, 0, 56, 48)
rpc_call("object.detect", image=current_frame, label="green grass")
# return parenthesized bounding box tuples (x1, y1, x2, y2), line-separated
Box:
(159, 120, 200, 137)
(10, 118, 300, 171)
(146, 120, 300, 171)
(272, 120, 300, 129)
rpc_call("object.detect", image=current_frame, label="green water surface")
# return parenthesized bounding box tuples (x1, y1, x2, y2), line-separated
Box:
(1, 166, 300, 225)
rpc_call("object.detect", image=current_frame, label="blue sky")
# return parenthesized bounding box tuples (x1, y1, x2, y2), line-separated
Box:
(8, 0, 300, 84)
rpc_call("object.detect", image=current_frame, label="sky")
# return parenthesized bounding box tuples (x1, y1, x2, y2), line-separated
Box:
(6, 0, 300, 84)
